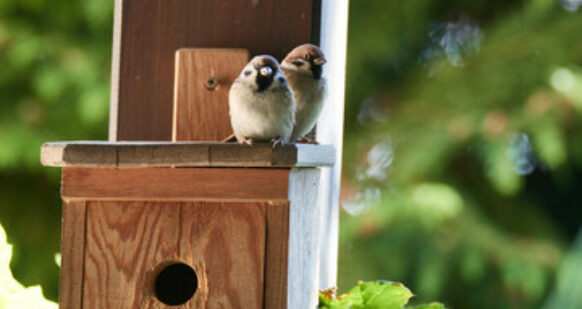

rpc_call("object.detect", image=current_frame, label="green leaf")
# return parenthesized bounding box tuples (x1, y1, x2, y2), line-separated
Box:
(0, 224, 58, 309)
(410, 302, 447, 309)
(319, 281, 414, 309)
(357, 281, 414, 309)
(319, 281, 447, 309)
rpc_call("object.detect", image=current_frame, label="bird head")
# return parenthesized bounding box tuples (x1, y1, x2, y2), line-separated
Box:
(281, 44, 327, 80)
(239, 55, 287, 92)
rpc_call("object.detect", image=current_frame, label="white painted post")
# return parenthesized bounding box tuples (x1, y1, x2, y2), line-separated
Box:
(317, 0, 349, 292)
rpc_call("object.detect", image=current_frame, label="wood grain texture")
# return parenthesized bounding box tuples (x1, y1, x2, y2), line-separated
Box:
(41, 141, 335, 168)
(111, 0, 321, 141)
(173, 49, 249, 142)
(264, 201, 290, 309)
(59, 201, 87, 309)
(61, 167, 290, 202)
(83, 201, 266, 308)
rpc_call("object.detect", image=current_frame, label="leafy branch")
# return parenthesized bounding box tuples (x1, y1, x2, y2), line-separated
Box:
(319, 281, 445, 309)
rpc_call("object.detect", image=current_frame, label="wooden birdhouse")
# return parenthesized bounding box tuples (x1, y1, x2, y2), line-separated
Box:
(41, 0, 347, 308)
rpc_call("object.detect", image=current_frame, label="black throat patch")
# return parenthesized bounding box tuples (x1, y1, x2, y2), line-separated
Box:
(255, 70, 275, 92)
(310, 64, 323, 80)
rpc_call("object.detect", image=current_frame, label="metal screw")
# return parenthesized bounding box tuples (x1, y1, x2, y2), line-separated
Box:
(205, 77, 217, 90)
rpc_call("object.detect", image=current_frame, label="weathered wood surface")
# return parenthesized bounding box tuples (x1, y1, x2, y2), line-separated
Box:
(83, 201, 266, 308)
(264, 201, 290, 308)
(59, 201, 87, 309)
(109, 0, 321, 141)
(41, 141, 335, 168)
(61, 167, 290, 202)
(173, 48, 249, 142)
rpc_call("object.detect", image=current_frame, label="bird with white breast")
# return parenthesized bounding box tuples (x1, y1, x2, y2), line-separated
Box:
(228, 55, 296, 146)
(280, 44, 327, 143)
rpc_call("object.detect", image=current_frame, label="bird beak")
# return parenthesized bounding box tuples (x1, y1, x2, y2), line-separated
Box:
(312, 57, 327, 66)
(259, 66, 273, 77)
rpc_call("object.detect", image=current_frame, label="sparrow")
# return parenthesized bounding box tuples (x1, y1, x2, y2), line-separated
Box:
(280, 44, 327, 142)
(228, 55, 296, 146)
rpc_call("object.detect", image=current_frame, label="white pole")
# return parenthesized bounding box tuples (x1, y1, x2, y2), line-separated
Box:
(317, 0, 349, 291)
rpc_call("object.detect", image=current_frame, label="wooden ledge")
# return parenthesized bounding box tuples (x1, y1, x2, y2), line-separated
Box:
(41, 141, 335, 168)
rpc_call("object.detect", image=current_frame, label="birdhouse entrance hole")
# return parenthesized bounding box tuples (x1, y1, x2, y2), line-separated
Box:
(155, 262, 198, 306)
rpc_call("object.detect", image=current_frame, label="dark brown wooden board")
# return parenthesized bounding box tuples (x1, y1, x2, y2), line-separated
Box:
(111, 0, 322, 141)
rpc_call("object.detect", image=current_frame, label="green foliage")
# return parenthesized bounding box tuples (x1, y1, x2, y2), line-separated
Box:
(0, 224, 57, 309)
(342, 0, 582, 308)
(0, 0, 580, 307)
(318, 281, 445, 309)
(0, 0, 112, 301)
(542, 231, 582, 309)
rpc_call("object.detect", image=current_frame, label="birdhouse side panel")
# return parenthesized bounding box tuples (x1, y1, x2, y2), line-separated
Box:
(59, 200, 87, 309)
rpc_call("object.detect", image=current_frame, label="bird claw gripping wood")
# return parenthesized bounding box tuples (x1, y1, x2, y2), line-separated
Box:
(295, 136, 319, 144)
(271, 138, 284, 148)
(241, 136, 254, 146)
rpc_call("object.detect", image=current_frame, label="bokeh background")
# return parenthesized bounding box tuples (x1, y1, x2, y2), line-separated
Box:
(1, 0, 581, 308)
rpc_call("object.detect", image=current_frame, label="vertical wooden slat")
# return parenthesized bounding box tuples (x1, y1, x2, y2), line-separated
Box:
(110, 0, 321, 141)
(172, 49, 250, 141)
(83, 201, 180, 308)
(264, 201, 290, 309)
(59, 200, 87, 309)
(179, 202, 266, 308)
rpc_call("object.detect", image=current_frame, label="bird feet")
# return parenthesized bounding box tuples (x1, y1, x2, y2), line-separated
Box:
(240, 136, 254, 146)
(295, 136, 319, 144)
(271, 137, 285, 148)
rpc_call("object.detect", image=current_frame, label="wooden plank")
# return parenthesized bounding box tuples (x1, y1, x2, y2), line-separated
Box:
(287, 168, 321, 308)
(59, 201, 87, 309)
(116, 143, 209, 167)
(82, 201, 180, 308)
(178, 202, 266, 308)
(61, 167, 290, 202)
(264, 201, 290, 309)
(110, 0, 321, 141)
(82, 201, 266, 308)
(41, 142, 336, 168)
(209, 143, 297, 167)
(173, 49, 250, 142)
(41, 143, 117, 167)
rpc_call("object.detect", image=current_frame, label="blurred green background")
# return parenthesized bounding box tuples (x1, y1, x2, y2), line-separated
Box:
(1, 0, 581, 308)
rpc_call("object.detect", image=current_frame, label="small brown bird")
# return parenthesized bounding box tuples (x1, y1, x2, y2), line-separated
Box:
(281, 44, 327, 142)
(228, 55, 296, 146)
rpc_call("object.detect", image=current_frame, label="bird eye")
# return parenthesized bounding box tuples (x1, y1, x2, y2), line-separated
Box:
(292, 60, 304, 67)
(243, 70, 252, 77)
(259, 66, 273, 77)
(312, 57, 327, 66)
(303, 53, 311, 60)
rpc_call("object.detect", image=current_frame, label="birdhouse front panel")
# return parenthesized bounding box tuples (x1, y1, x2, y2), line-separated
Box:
(58, 166, 292, 309)
(82, 201, 266, 308)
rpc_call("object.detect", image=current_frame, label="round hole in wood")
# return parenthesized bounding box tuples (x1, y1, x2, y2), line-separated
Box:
(154, 263, 198, 305)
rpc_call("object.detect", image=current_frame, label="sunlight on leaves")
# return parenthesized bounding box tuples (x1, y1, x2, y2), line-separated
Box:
(0, 225, 57, 309)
